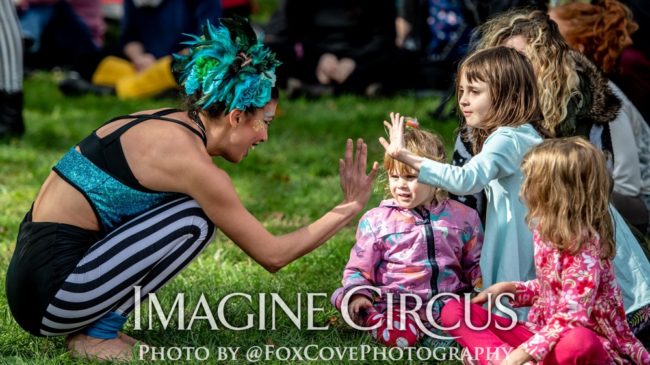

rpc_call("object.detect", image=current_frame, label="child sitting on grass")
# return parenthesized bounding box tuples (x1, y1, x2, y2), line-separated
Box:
(440, 137, 650, 365)
(332, 127, 484, 347)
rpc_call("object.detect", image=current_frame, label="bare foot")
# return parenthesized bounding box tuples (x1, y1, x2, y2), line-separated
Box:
(66, 332, 135, 362)
(118, 331, 148, 347)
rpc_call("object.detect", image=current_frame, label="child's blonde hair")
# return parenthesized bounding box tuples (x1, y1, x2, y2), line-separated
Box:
(383, 128, 448, 205)
(520, 137, 615, 258)
(457, 46, 544, 154)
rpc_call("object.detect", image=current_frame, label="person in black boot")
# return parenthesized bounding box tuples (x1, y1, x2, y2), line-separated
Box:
(0, 91, 25, 138)
(0, 0, 25, 139)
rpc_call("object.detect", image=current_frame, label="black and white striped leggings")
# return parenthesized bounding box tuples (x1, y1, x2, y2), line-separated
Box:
(7, 196, 215, 336)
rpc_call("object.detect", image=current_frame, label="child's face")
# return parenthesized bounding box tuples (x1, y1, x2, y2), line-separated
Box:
(388, 169, 435, 209)
(458, 73, 492, 129)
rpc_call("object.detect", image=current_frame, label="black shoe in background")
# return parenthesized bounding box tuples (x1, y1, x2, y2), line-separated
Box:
(0, 91, 25, 139)
(58, 72, 114, 97)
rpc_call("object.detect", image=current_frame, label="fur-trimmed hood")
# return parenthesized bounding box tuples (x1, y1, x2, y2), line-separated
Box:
(557, 51, 621, 137)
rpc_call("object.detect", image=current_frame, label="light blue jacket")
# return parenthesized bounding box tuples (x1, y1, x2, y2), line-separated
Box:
(418, 124, 542, 293)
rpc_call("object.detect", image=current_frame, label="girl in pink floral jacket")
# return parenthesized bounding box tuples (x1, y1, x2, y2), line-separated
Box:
(440, 137, 650, 365)
(331, 127, 484, 347)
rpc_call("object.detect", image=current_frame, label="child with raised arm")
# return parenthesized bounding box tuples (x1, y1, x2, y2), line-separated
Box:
(440, 137, 650, 365)
(380, 47, 545, 318)
(331, 127, 484, 347)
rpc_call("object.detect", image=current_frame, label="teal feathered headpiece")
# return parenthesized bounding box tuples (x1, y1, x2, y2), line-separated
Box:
(174, 17, 280, 112)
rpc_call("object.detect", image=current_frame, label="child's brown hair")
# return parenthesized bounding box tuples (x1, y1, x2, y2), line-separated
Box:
(457, 47, 544, 154)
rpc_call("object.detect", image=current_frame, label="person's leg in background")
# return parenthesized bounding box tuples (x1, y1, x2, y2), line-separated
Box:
(17, 2, 54, 55)
(36, 0, 100, 71)
(0, 0, 25, 139)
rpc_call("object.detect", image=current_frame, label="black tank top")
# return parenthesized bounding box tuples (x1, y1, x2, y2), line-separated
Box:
(77, 108, 207, 192)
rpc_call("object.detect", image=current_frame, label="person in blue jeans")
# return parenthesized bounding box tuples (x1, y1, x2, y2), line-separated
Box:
(16, 0, 103, 72)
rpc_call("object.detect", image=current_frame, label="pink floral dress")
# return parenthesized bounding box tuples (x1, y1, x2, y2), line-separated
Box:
(511, 229, 650, 364)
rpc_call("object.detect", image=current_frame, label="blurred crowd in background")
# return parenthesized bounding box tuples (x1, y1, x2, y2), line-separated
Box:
(1, 0, 648, 133)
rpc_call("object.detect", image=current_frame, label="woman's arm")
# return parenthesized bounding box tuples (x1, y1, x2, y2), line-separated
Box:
(158, 136, 379, 273)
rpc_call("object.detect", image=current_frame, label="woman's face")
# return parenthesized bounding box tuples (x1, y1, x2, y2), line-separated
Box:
(458, 72, 492, 130)
(503, 35, 528, 53)
(226, 100, 277, 162)
(503, 35, 540, 75)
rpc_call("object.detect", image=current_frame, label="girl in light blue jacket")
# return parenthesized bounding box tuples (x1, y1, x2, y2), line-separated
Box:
(381, 47, 546, 320)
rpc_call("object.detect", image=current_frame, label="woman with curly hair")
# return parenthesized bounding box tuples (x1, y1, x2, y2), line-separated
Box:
(474, 6, 647, 234)
(549, 0, 650, 236)
(5, 18, 378, 361)
(549, 0, 650, 127)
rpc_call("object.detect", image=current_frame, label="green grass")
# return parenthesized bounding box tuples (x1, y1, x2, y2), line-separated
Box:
(0, 72, 462, 364)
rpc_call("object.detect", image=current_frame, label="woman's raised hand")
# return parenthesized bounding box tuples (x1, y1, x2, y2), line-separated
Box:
(339, 139, 379, 211)
(378, 112, 406, 159)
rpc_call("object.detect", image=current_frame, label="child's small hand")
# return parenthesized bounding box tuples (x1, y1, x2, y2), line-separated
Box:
(501, 348, 533, 365)
(379, 112, 406, 159)
(348, 295, 373, 326)
(378, 112, 425, 170)
(472, 282, 516, 308)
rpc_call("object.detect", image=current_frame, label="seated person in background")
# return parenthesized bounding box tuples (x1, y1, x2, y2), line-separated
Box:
(264, 0, 410, 97)
(88, 0, 221, 100)
(549, 0, 650, 235)
(616, 0, 650, 123)
(16, 0, 104, 73)
(394, 0, 472, 92)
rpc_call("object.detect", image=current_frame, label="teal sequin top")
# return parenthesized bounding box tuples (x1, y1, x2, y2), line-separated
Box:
(53, 148, 176, 233)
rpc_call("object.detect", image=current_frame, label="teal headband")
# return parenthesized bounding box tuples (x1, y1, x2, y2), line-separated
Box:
(174, 17, 280, 112)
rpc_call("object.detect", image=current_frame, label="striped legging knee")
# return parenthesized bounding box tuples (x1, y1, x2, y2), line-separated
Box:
(39, 196, 216, 336)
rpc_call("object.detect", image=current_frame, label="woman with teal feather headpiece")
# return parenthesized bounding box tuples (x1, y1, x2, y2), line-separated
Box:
(174, 16, 281, 114)
(6, 15, 378, 361)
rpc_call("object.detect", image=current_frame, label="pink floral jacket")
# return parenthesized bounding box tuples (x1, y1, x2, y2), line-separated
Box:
(332, 199, 483, 318)
(512, 229, 650, 364)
